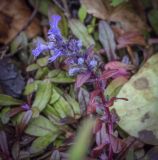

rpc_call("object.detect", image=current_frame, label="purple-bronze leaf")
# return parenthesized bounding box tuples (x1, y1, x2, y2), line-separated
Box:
(75, 72, 91, 88)
(0, 130, 10, 156)
(18, 110, 32, 134)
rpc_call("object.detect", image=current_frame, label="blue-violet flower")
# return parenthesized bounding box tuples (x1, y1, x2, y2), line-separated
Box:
(32, 14, 100, 76)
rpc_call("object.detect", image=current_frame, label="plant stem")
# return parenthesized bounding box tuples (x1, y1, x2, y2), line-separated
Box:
(95, 77, 114, 160)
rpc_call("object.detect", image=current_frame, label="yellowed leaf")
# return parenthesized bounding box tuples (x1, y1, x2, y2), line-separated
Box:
(112, 53, 158, 145)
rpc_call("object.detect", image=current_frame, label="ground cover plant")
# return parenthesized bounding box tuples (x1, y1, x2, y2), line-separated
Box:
(0, 0, 158, 160)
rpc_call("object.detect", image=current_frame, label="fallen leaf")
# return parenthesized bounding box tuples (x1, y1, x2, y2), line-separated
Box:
(109, 4, 147, 33)
(104, 76, 128, 98)
(148, 9, 158, 35)
(0, 0, 41, 44)
(99, 20, 117, 61)
(29, 0, 52, 16)
(80, 0, 110, 20)
(117, 32, 146, 48)
(0, 12, 11, 43)
(112, 53, 158, 145)
(111, 0, 128, 6)
(105, 61, 135, 71)
(0, 58, 25, 98)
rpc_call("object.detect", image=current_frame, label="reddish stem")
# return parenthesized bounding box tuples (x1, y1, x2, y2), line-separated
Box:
(95, 78, 114, 160)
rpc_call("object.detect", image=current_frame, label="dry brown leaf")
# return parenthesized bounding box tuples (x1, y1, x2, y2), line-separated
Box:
(80, 1, 147, 34)
(117, 32, 146, 48)
(0, 0, 41, 44)
(0, 12, 11, 43)
(109, 5, 147, 33)
(80, 0, 111, 20)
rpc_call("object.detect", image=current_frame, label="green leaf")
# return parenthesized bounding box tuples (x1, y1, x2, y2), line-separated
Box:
(25, 115, 59, 136)
(32, 80, 52, 116)
(47, 69, 61, 78)
(0, 94, 23, 106)
(87, 17, 96, 34)
(111, 0, 128, 6)
(49, 88, 61, 104)
(148, 9, 158, 35)
(69, 118, 95, 160)
(29, 0, 52, 16)
(50, 71, 75, 83)
(35, 67, 49, 80)
(0, 107, 10, 124)
(37, 56, 49, 67)
(112, 54, 158, 145)
(29, 133, 59, 154)
(43, 104, 60, 122)
(53, 96, 74, 118)
(64, 94, 81, 117)
(26, 63, 39, 72)
(78, 5, 87, 23)
(23, 81, 39, 95)
(69, 19, 95, 47)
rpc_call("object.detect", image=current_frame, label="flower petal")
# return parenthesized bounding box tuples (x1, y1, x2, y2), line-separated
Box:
(48, 15, 61, 36)
(48, 49, 62, 62)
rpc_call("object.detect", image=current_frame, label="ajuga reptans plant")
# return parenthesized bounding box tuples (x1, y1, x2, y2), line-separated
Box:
(32, 15, 129, 160)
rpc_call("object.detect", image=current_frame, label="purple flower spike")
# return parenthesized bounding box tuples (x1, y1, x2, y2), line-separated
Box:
(32, 40, 48, 57)
(77, 40, 82, 48)
(68, 67, 81, 76)
(48, 15, 61, 36)
(78, 57, 84, 65)
(48, 49, 62, 62)
(89, 59, 97, 68)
